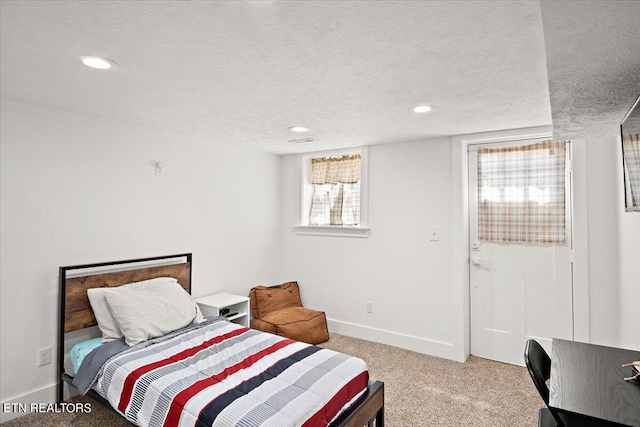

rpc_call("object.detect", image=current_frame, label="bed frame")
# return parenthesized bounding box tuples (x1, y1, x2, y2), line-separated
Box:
(58, 253, 384, 427)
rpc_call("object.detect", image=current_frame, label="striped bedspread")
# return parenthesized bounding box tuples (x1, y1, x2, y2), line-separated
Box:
(95, 319, 369, 427)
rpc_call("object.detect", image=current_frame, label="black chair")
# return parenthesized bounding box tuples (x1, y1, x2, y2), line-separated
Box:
(524, 339, 565, 427)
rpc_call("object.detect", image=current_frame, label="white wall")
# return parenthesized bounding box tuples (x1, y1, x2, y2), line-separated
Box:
(0, 99, 283, 417)
(281, 130, 632, 365)
(616, 137, 640, 351)
(3, 97, 636, 421)
(575, 137, 622, 346)
(618, 213, 640, 350)
(282, 138, 457, 359)
(574, 135, 639, 351)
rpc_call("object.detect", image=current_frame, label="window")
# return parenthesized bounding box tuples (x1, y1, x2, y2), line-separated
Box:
(621, 94, 640, 211)
(296, 147, 369, 237)
(622, 133, 640, 209)
(477, 140, 567, 244)
(309, 155, 361, 226)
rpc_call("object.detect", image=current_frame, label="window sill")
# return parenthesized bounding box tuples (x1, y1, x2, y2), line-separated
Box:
(293, 226, 371, 238)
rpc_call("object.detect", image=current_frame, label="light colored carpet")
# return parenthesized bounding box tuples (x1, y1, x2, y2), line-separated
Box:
(1, 333, 543, 426)
(320, 333, 542, 426)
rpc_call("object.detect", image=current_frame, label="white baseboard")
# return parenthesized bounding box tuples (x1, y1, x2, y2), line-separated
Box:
(327, 318, 456, 361)
(0, 382, 79, 422)
(1, 384, 57, 422)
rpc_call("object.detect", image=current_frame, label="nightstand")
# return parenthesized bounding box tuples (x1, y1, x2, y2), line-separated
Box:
(196, 293, 250, 327)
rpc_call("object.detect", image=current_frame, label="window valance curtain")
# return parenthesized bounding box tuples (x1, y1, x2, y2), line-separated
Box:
(477, 140, 567, 244)
(309, 154, 361, 226)
(311, 154, 361, 184)
(623, 133, 640, 207)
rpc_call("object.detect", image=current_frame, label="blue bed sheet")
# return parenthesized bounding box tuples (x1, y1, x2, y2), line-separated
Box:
(70, 338, 103, 374)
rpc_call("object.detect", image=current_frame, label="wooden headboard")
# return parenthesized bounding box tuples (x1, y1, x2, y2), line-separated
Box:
(63, 262, 191, 333)
(58, 253, 192, 402)
(60, 254, 192, 333)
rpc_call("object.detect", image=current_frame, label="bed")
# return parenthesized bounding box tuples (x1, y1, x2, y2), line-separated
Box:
(58, 253, 384, 427)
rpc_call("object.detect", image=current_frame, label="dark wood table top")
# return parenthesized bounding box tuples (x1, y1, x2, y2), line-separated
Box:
(549, 339, 640, 427)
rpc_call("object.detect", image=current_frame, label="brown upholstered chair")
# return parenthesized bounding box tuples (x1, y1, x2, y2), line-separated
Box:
(249, 281, 329, 345)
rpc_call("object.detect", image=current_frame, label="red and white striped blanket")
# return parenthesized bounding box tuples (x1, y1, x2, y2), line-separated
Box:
(95, 319, 369, 427)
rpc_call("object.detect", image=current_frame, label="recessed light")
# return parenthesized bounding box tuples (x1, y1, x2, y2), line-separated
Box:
(289, 126, 310, 132)
(76, 55, 119, 70)
(411, 105, 432, 113)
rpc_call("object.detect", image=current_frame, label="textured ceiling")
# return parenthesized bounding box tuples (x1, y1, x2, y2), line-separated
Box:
(0, 0, 551, 154)
(1, 1, 638, 154)
(540, 1, 640, 140)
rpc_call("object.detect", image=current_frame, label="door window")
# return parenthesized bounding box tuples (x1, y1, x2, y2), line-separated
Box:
(477, 140, 567, 244)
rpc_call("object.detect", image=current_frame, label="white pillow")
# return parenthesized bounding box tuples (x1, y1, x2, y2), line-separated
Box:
(87, 287, 123, 343)
(87, 277, 183, 343)
(104, 280, 204, 346)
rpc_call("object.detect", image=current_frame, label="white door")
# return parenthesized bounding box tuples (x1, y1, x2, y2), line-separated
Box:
(468, 139, 574, 366)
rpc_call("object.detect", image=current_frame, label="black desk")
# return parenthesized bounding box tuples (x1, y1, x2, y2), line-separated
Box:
(549, 339, 640, 427)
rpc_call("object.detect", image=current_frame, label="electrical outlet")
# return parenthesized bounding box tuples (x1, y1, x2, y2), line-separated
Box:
(38, 347, 51, 367)
(366, 301, 374, 314)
